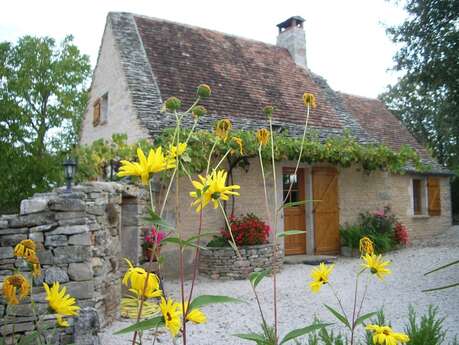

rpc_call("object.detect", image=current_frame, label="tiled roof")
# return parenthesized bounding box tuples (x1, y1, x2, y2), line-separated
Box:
(107, 12, 449, 174)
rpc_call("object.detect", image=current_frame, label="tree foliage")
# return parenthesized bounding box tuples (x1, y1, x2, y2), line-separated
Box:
(0, 35, 91, 213)
(381, 0, 459, 171)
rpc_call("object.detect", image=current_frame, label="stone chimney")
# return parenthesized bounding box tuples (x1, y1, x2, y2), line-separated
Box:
(276, 16, 307, 69)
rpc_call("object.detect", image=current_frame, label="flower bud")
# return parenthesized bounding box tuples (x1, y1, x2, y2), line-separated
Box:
(164, 97, 182, 111)
(263, 105, 274, 118)
(192, 105, 207, 119)
(303, 93, 317, 109)
(197, 84, 211, 98)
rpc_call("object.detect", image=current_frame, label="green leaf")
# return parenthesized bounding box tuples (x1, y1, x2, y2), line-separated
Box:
(145, 209, 175, 230)
(18, 332, 40, 345)
(281, 200, 315, 209)
(424, 260, 459, 276)
(354, 311, 378, 327)
(249, 269, 271, 288)
(234, 333, 266, 343)
(276, 230, 306, 238)
(161, 236, 184, 247)
(422, 282, 459, 292)
(324, 304, 351, 329)
(279, 323, 331, 344)
(114, 316, 164, 334)
(189, 295, 244, 311)
(185, 232, 217, 243)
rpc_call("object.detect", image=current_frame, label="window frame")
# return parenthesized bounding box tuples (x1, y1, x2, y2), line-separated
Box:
(411, 176, 428, 216)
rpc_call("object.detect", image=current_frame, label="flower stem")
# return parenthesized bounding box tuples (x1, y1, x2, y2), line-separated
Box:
(350, 273, 361, 345)
(218, 201, 242, 259)
(268, 117, 279, 343)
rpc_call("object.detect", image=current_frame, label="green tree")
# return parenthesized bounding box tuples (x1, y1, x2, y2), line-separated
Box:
(380, 0, 459, 170)
(0, 35, 91, 213)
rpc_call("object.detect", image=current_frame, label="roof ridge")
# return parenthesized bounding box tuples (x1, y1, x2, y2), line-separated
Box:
(108, 11, 283, 50)
(338, 91, 381, 102)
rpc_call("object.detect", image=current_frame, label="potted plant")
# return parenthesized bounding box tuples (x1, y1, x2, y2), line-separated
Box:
(142, 226, 166, 261)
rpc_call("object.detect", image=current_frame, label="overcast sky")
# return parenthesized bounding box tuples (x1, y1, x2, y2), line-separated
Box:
(0, 0, 407, 98)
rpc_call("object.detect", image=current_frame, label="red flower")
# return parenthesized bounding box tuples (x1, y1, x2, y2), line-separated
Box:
(221, 213, 270, 246)
(394, 222, 409, 246)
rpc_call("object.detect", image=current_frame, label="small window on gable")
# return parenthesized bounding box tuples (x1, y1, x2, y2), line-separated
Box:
(412, 178, 426, 215)
(92, 93, 108, 127)
(100, 92, 109, 125)
(93, 99, 101, 127)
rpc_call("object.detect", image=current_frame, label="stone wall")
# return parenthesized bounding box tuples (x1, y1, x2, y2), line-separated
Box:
(199, 244, 283, 280)
(339, 166, 452, 239)
(0, 182, 143, 344)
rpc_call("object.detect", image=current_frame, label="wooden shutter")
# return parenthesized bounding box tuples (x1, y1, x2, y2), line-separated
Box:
(93, 99, 101, 127)
(427, 176, 441, 216)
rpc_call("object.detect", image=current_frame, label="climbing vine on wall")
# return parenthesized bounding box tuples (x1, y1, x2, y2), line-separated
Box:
(75, 129, 426, 183)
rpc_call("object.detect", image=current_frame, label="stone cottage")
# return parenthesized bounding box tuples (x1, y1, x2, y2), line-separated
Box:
(80, 13, 452, 261)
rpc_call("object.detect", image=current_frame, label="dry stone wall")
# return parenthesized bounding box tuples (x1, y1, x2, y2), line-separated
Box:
(199, 244, 283, 280)
(0, 182, 142, 344)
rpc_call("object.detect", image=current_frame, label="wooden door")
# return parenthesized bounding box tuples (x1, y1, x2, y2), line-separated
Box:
(283, 168, 306, 255)
(312, 167, 340, 254)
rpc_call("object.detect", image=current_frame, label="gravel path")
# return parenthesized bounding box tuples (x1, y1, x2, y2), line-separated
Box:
(101, 226, 459, 344)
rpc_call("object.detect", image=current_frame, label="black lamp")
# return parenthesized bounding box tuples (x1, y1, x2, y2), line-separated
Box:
(63, 158, 77, 193)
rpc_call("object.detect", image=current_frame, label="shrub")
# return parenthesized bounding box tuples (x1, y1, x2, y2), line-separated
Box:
(221, 213, 270, 246)
(339, 224, 364, 249)
(405, 305, 448, 345)
(207, 235, 230, 248)
(340, 206, 409, 253)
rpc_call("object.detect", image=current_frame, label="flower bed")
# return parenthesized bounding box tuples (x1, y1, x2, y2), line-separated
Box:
(199, 244, 282, 280)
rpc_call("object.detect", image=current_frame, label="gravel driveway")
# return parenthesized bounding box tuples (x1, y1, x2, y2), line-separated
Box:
(101, 226, 459, 344)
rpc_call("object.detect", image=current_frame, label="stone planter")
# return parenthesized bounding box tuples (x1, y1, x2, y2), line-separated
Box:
(199, 243, 283, 280)
(340, 246, 360, 257)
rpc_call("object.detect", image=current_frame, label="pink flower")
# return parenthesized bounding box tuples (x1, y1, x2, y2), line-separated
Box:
(145, 226, 166, 245)
(373, 209, 385, 217)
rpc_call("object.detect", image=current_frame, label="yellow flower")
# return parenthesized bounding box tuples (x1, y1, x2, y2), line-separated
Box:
(43, 282, 80, 328)
(359, 237, 375, 256)
(362, 254, 391, 280)
(207, 170, 240, 209)
(189, 174, 212, 212)
(231, 137, 244, 155)
(160, 297, 182, 337)
(183, 302, 207, 324)
(14, 239, 36, 261)
(32, 263, 42, 278)
(309, 262, 334, 293)
(169, 142, 187, 158)
(256, 128, 270, 146)
(366, 324, 409, 345)
(122, 259, 162, 298)
(303, 92, 317, 109)
(2, 274, 30, 305)
(118, 147, 175, 185)
(215, 119, 232, 142)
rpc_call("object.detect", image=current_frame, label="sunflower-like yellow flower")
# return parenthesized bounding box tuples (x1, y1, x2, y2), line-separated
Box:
(32, 263, 42, 278)
(362, 254, 391, 280)
(2, 274, 30, 305)
(256, 128, 270, 146)
(183, 302, 207, 324)
(189, 174, 212, 212)
(309, 262, 334, 293)
(215, 119, 232, 142)
(122, 259, 162, 298)
(169, 142, 187, 158)
(231, 137, 244, 155)
(366, 324, 409, 345)
(359, 237, 375, 256)
(303, 92, 317, 109)
(160, 297, 182, 338)
(118, 147, 175, 185)
(14, 239, 36, 261)
(207, 170, 240, 209)
(43, 282, 80, 327)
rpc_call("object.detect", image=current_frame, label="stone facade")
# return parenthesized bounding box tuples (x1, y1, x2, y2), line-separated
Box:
(199, 244, 283, 280)
(0, 182, 145, 344)
(339, 166, 452, 239)
(79, 18, 149, 145)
